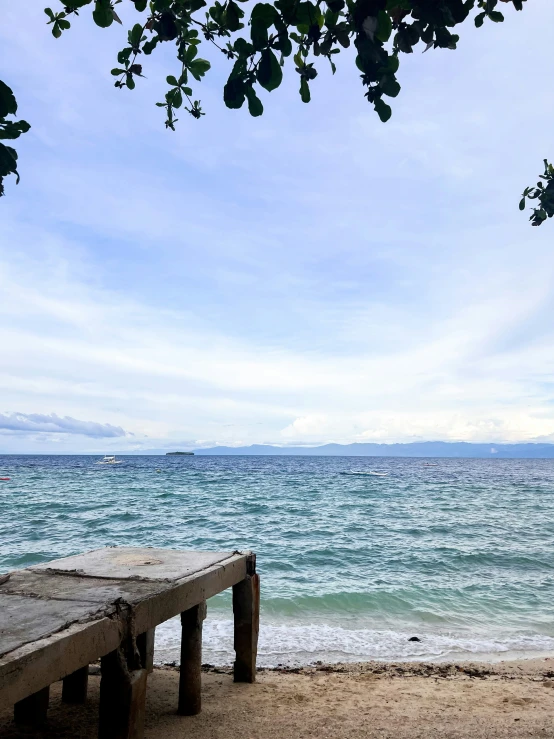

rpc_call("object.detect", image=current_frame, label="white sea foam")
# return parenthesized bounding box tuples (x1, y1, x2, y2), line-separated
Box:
(154, 616, 554, 667)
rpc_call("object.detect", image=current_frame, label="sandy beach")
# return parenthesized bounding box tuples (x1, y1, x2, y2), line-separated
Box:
(1, 658, 554, 738)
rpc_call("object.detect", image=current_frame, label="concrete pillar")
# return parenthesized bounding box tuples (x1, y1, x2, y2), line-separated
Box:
(62, 665, 89, 704)
(178, 601, 206, 715)
(98, 645, 147, 739)
(233, 554, 260, 683)
(137, 629, 155, 674)
(14, 685, 50, 727)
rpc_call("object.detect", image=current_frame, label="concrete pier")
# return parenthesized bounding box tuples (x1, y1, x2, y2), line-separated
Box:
(0, 547, 259, 737)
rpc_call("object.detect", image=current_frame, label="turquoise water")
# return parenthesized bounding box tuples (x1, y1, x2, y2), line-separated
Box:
(1, 455, 553, 665)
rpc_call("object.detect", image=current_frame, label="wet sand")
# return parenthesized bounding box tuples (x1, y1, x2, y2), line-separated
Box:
(1, 658, 554, 738)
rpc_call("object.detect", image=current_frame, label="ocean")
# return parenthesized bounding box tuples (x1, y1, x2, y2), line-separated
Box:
(1, 455, 553, 666)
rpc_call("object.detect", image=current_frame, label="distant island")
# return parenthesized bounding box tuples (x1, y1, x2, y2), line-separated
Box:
(192, 441, 554, 459)
(166, 451, 194, 456)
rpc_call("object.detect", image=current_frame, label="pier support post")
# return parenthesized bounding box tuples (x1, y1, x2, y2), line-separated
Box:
(178, 601, 206, 715)
(98, 643, 147, 739)
(14, 685, 50, 727)
(62, 665, 89, 704)
(137, 629, 155, 674)
(233, 554, 260, 683)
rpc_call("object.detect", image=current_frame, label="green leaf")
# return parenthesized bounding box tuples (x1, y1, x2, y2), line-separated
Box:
(155, 11, 178, 40)
(44, 7, 56, 20)
(185, 44, 198, 62)
(0, 143, 19, 181)
(257, 49, 283, 92)
(223, 77, 246, 109)
(0, 81, 17, 118)
(93, 0, 114, 28)
(117, 48, 132, 64)
(251, 21, 269, 49)
(234, 37, 254, 56)
(294, 1, 317, 27)
(519, 197, 526, 211)
(166, 75, 179, 86)
(225, 0, 244, 31)
(489, 10, 504, 22)
(325, 9, 339, 27)
(380, 75, 400, 97)
(126, 74, 136, 90)
(376, 10, 392, 42)
(474, 11, 485, 27)
(250, 3, 277, 47)
(245, 86, 264, 116)
(336, 31, 350, 48)
(300, 77, 310, 103)
(52, 23, 62, 38)
(251, 3, 278, 26)
(188, 59, 211, 81)
(134, 0, 148, 10)
(130, 23, 143, 46)
(374, 98, 392, 122)
(142, 38, 159, 54)
(0, 120, 31, 140)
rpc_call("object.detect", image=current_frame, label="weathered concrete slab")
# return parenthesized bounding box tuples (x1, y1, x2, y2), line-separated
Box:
(0, 615, 124, 710)
(30, 547, 235, 581)
(0, 593, 114, 658)
(1, 570, 166, 605)
(131, 554, 247, 634)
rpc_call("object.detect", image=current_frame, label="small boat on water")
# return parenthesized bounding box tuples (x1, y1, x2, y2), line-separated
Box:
(97, 455, 122, 465)
(422, 462, 438, 467)
(343, 470, 389, 477)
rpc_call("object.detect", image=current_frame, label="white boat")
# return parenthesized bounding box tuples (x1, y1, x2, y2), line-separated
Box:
(369, 470, 389, 477)
(344, 470, 389, 477)
(97, 455, 122, 465)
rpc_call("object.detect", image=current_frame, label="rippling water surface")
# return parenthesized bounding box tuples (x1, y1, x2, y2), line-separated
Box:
(1, 455, 553, 665)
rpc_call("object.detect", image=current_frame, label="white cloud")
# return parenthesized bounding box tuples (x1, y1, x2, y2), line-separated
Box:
(281, 415, 329, 438)
(0, 412, 127, 438)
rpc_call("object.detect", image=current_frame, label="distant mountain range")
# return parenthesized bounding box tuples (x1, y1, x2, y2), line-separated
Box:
(191, 441, 554, 458)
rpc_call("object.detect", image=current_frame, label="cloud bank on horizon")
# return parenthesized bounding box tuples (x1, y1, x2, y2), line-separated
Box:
(1, 1, 554, 453)
(0, 413, 127, 439)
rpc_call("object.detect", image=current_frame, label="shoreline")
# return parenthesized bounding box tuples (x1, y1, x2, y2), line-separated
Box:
(192, 654, 554, 677)
(153, 644, 554, 672)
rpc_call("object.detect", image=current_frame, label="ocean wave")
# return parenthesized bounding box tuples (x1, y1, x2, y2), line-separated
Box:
(154, 616, 554, 667)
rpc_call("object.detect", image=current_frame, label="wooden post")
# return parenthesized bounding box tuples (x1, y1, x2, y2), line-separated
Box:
(14, 685, 50, 727)
(178, 601, 206, 716)
(233, 554, 260, 683)
(62, 665, 89, 704)
(98, 644, 148, 739)
(137, 629, 155, 674)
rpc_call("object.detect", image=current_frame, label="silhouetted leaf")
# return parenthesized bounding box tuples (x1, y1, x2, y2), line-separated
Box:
(257, 49, 282, 91)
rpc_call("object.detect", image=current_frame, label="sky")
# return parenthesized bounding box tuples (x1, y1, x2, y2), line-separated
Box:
(1, 1, 554, 453)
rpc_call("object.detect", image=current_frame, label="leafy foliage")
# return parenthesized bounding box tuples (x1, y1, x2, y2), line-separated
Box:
(0, 0, 548, 226)
(520, 161, 554, 227)
(0, 81, 30, 197)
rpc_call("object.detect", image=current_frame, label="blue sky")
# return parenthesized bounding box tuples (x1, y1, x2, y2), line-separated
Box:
(1, 1, 554, 452)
